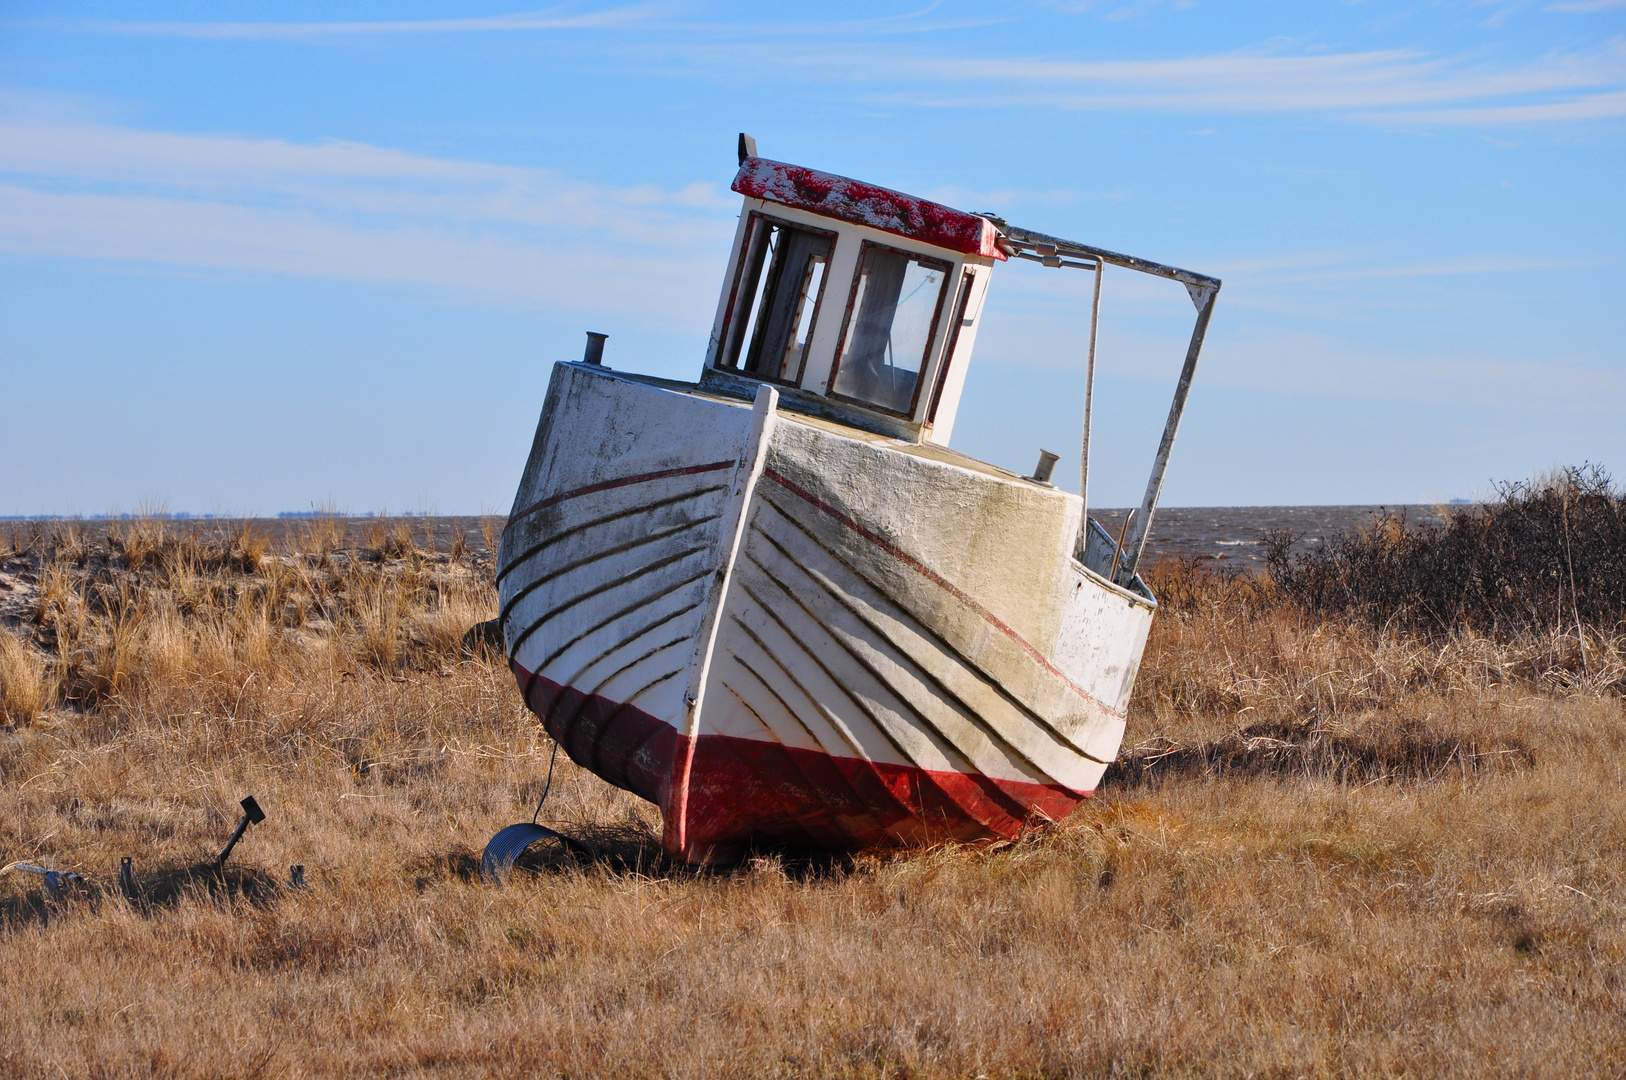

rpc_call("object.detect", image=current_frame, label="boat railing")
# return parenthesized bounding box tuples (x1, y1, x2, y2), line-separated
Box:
(987, 219, 1220, 589)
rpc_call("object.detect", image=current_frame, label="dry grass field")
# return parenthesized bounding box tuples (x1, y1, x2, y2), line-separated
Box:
(2, 511, 1625, 1078)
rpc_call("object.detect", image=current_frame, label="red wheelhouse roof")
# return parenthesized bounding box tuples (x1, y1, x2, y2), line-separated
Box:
(732, 157, 1006, 261)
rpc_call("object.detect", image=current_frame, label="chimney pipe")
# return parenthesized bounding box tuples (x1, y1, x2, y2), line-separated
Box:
(1030, 449, 1061, 485)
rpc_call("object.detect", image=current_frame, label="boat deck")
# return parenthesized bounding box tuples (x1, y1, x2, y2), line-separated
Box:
(580, 363, 1039, 488)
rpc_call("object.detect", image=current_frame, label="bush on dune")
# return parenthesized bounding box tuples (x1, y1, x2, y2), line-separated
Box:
(1264, 463, 1626, 638)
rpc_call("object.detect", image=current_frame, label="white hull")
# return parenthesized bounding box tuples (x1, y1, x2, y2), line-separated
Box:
(498, 363, 1155, 863)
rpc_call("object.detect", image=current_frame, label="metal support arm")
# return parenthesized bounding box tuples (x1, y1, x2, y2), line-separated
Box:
(1116, 287, 1219, 586)
(996, 223, 1221, 292)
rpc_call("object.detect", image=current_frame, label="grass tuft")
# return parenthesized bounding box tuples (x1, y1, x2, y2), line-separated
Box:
(0, 630, 53, 725)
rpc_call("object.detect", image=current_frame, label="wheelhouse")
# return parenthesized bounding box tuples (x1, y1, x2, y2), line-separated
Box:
(697, 137, 1221, 589)
(701, 155, 1005, 445)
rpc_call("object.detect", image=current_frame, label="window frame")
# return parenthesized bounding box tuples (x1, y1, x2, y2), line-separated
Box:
(715, 211, 839, 388)
(926, 271, 977, 427)
(826, 239, 955, 420)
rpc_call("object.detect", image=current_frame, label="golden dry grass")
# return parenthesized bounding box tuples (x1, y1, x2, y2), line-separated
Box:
(0, 627, 53, 725)
(2, 524, 1624, 1078)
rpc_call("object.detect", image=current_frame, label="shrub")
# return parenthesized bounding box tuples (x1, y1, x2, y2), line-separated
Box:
(1264, 464, 1626, 637)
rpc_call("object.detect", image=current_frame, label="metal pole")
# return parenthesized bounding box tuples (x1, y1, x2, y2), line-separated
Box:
(216, 815, 252, 868)
(999, 223, 1220, 292)
(1079, 258, 1103, 539)
(1115, 285, 1219, 586)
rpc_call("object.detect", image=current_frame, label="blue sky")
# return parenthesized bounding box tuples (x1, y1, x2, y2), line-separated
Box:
(1, 1, 1622, 514)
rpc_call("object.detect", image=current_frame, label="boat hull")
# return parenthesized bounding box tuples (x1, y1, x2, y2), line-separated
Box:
(498, 362, 1155, 863)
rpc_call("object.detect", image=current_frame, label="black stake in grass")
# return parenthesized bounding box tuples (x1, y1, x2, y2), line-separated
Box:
(216, 796, 265, 869)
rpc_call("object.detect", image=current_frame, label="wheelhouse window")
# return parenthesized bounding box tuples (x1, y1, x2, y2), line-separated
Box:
(830, 242, 951, 416)
(720, 214, 833, 384)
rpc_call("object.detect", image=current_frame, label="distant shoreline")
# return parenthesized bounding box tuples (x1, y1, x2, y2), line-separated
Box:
(3, 506, 1462, 567)
(0, 502, 1473, 523)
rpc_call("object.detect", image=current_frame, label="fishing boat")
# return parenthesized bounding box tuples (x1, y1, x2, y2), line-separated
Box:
(488, 135, 1220, 867)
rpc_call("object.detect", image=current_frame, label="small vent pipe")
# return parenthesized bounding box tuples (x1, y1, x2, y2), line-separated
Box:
(1029, 450, 1060, 485)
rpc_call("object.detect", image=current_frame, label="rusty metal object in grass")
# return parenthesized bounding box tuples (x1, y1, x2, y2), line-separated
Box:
(216, 795, 265, 869)
(480, 823, 591, 883)
(481, 740, 592, 882)
(2, 861, 83, 900)
(460, 618, 503, 660)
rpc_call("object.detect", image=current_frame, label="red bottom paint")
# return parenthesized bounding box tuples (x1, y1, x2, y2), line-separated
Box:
(513, 661, 1089, 864)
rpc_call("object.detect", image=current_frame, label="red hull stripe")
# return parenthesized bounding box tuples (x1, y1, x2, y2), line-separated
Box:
(510, 660, 1088, 861)
(510, 460, 735, 525)
(681, 731, 1086, 860)
(733, 158, 1005, 262)
(514, 661, 678, 809)
(761, 468, 1123, 720)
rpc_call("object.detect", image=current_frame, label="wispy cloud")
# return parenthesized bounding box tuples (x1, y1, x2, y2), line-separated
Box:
(695, 38, 1626, 122)
(1197, 326, 1626, 411)
(73, 4, 1002, 42)
(0, 183, 700, 313)
(0, 117, 733, 237)
(54, 6, 1626, 126)
(1362, 88, 1626, 124)
(84, 5, 665, 40)
(0, 116, 738, 321)
(975, 305, 1626, 416)
(966, 245, 1605, 412)
(1209, 251, 1584, 283)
